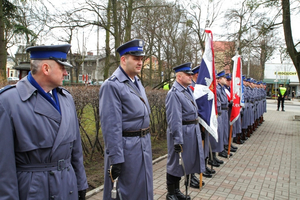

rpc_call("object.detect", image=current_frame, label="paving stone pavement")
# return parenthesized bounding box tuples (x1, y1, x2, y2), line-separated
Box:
(88, 101, 300, 200)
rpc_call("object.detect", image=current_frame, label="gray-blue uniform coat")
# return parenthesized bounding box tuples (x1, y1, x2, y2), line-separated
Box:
(99, 67, 153, 200)
(166, 81, 206, 177)
(248, 87, 255, 126)
(219, 84, 229, 145)
(190, 80, 209, 158)
(242, 84, 249, 129)
(210, 83, 224, 152)
(0, 77, 88, 200)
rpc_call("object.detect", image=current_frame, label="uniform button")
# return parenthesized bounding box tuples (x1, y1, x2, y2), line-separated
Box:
(49, 171, 54, 175)
(69, 191, 73, 194)
(51, 195, 55, 199)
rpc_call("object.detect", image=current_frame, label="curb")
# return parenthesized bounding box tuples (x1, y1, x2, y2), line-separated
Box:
(86, 154, 168, 198)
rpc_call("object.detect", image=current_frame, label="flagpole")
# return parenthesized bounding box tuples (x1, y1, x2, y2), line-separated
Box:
(227, 125, 233, 158)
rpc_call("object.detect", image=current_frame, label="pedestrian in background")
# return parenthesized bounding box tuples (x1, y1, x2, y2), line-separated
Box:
(277, 84, 287, 111)
(0, 44, 88, 200)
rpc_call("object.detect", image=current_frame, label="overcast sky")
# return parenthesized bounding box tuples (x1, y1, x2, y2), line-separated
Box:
(7, 0, 300, 64)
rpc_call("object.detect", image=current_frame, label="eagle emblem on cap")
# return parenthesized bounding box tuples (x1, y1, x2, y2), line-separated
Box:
(139, 40, 143, 47)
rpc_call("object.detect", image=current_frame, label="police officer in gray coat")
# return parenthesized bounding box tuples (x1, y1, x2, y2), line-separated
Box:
(99, 39, 153, 200)
(165, 63, 205, 200)
(0, 44, 88, 200)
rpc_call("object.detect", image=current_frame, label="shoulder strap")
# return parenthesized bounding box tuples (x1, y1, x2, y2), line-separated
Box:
(181, 90, 197, 108)
(0, 85, 16, 94)
(125, 81, 146, 105)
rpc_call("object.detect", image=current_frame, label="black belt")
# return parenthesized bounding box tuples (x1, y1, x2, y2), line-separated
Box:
(221, 107, 228, 110)
(122, 127, 150, 137)
(17, 157, 71, 172)
(182, 119, 198, 125)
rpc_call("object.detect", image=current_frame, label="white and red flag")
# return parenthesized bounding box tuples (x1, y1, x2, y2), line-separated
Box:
(229, 55, 242, 125)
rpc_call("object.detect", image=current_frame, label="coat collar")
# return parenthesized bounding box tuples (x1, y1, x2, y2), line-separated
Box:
(15, 76, 67, 122)
(16, 76, 66, 102)
(114, 66, 140, 83)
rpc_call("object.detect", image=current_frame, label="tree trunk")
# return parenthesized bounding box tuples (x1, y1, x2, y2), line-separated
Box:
(112, 0, 120, 60)
(124, 0, 133, 41)
(104, 0, 112, 80)
(260, 39, 266, 81)
(0, 0, 7, 78)
(282, 0, 300, 81)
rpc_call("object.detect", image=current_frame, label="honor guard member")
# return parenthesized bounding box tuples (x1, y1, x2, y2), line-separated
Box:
(241, 75, 249, 141)
(224, 74, 239, 148)
(165, 63, 205, 200)
(215, 71, 232, 158)
(208, 71, 225, 166)
(0, 44, 88, 200)
(99, 39, 153, 200)
(225, 74, 240, 148)
(190, 65, 214, 178)
(247, 78, 255, 136)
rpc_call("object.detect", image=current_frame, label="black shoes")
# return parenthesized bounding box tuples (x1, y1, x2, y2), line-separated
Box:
(206, 166, 216, 174)
(224, 145, 237, 152)
(214, 156, 224, 164)
(185, 174, 205, 189)
(218, 150, 232, 158)
(208, 158, 220, 167)
(166, 184, 178, 200)
(203, 170, 212, 178)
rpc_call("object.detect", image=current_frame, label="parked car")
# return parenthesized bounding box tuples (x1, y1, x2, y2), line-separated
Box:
(7, 77, 19, 82)
(93, 81, 104, 85)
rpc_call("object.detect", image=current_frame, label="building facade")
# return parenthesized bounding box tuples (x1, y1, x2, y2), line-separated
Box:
(264, 62, 300, 98)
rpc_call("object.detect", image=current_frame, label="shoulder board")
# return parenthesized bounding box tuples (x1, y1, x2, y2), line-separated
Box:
(108, 75, 117, 81)
(0, 85, 16, 94)
(61, 87, 71, 94)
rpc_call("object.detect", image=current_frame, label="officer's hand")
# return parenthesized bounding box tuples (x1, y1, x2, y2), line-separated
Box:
(174, 144, 183, 153)
(228, 102, 232, 108)
(109, 163, 122, 181)
(78, 189, 86, 200)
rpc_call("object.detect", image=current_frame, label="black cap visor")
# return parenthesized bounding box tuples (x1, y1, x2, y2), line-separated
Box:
(56, 60, 73, 68)
(48, 56, 72, 67)
(181, 70, 194, 75)
(124, 51, 145, 57)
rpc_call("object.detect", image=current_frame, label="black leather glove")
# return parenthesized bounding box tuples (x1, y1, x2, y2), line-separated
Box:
(174, 144, 182, 153)
(78, 189, 86, 200)
(108, 163, 122, 181)
(228, 102, 232, 108)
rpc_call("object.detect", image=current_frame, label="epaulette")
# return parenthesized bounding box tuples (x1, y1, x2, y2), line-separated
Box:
(60, 87, 71, 95)
(108, 75, 117, 81)
(0, 85, 16, 95)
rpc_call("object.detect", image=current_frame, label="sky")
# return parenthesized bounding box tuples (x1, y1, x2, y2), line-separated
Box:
(7, 0, 300, 64)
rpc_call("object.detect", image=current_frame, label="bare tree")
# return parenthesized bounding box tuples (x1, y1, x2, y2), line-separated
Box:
(281, 0, 300, 81)
(222, 0, 278, 80)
